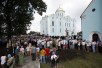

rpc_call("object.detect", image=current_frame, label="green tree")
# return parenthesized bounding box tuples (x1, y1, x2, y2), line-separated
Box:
(28, 31, 36, 35)
(0, 0, 47, 39)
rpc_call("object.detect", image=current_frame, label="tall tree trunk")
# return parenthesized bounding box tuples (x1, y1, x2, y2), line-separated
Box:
(0, 26, 2, 38)
(6, 16, 12, 40)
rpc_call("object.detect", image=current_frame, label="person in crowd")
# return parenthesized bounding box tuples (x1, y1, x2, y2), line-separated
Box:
(45, 47, 50, 63)
(60, 40, 63, 49)
(24, 41, 28, 56)
(7, 53, 11, 59)
(58, 40, 61, 50)
(47, 40, 50, 48)
(98, 41, 102, 53)
(96, 41, 99, 52)
(20, 46, 25, 54)
(88, 42, 92, 52)
(1, 53, 7, 68)
(79, 40, 83, 51)
(50, 40, 53, 49)
(28, 43, 32, 56)
(34, 39, 37, 47)
(63, 39, 66, 49)
(82, 40, 86, 51)
(72, 39, 76, 49)
(86, 41, 91, 52)
(51, 52, 58, 68)
(52, 38, 56, 48)
(15, 53, 19, 66)
(40, 48, 46, 63)
(19, 46, 24, 65)
(37, 38, 42, 49)
(65, 39, 68, 49)
(26, 45, 30, 56)
(42, 41, 45, 48)
(66, 36, 69, 48)
(24, 41, 28, 48)
(92, 41, 96, 53)
(36, 46, 40, 61)
(55, 39, 58, 50)
(74, 39, 78, 49)
(69, 39, 73, 49)
(43, 39, 47, 48)
(78, 40, 81, 50)
(31, 45, 36, 61)
(15, 45, 19, 55)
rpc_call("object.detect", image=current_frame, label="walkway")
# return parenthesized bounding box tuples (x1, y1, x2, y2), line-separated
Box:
(16, 56, 40, 68)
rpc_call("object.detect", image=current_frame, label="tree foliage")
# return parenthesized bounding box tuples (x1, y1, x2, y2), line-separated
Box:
(0, 0, 47, 38)
(28, 31, 36, 35)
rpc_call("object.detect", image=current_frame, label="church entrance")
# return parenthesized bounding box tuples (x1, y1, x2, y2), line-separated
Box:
(92, 33, 100, 42)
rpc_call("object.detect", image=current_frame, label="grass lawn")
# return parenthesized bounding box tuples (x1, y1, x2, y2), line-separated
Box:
(40, 49, 102, 68)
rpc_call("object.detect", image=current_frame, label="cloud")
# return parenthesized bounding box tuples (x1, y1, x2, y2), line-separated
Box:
(28, 0, 92, 33)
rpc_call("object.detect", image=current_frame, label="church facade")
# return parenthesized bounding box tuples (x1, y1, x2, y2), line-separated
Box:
(40, 7, 76, 36)
(81, 0, 102, 42)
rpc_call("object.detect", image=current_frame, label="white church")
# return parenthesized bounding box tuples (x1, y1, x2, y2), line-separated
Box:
(81, 0, 102, 42)
(40, 7, 76, 36)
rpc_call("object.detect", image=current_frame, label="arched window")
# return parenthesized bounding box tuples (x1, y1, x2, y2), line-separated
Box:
(52, 28, 54, 32)
(52, 21, 54, 26)
(60, 29, 61, 33)
(60, 22, 61, 26)
(69, 23, 70, 27)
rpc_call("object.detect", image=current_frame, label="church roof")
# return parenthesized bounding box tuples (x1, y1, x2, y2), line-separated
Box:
(80, 0, 94, 18)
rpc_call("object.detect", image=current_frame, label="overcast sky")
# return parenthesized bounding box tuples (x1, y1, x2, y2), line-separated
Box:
(28, 0, 92, 33)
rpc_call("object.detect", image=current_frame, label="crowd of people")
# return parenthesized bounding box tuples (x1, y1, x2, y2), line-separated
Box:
(0, 35, 102, 68)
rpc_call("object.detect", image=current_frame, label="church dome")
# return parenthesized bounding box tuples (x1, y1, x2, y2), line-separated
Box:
(56, 6, 65, 12)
